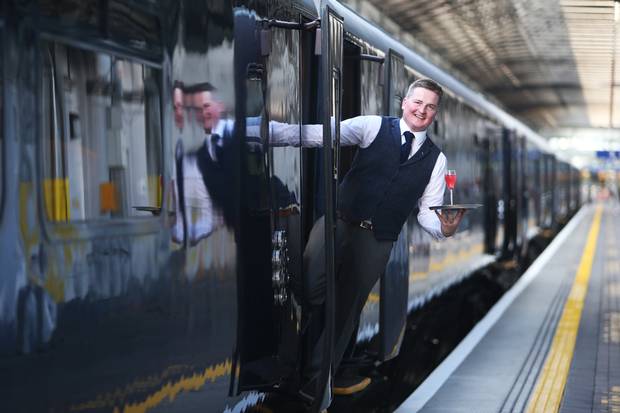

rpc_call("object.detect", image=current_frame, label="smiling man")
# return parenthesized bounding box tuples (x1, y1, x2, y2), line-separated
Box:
(270, 78, 466, 406)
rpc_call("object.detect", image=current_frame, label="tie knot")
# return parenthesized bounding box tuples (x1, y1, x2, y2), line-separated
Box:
(211, 133, 221, 145)
(403, 131, 414, 144)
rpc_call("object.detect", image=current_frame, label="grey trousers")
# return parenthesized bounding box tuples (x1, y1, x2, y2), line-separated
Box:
(303, 216, 394, 374)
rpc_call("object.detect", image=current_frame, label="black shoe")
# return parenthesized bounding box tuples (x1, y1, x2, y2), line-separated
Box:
(332, 374, 371, 396)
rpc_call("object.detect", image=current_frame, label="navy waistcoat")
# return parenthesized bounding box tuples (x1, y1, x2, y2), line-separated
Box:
(338, 116, 441, 241)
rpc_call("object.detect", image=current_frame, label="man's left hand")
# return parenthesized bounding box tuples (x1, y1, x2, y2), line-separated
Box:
(435, 209, 466, 237)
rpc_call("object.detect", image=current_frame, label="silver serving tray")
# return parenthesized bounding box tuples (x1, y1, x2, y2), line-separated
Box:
(429, 203, 482, 211)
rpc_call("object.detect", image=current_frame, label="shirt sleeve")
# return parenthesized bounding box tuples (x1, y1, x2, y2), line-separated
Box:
(340, 116, 382, 147)
(266, 115, 382, 148)
(417, 152, 447, 240)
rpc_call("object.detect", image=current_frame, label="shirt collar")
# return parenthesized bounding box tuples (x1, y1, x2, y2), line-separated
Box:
(209, 118, 235, 138)
(399, 118, 427, 144)
(210, 120, 225, 137)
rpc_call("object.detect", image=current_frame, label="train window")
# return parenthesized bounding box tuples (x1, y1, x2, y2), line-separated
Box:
(266, 26, 302, 201)
(360, 47, 384, 115)
(41, 41, 162, 222)
(386, 50, 406, 117)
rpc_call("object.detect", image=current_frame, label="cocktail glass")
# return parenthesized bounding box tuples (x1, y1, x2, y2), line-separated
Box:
(445, 169, 456, 205)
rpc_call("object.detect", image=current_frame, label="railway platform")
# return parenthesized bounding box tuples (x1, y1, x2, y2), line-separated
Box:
(396, 200, 620, 413)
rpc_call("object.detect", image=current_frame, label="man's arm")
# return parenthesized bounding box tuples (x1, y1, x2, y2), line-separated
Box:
(418, 153, 463, 240)
(417, 153, 446, 240)
(260, 115, 382, 147)
(416, 153, 464, 239)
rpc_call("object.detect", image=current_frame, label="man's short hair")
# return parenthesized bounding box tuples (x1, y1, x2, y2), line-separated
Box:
(173, 80, 185, 91)
(184, 82, 217, 94)
(406, 78, 443, 104)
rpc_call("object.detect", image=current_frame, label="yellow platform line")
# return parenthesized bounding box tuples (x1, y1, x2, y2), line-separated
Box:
(526, 205, 603, 413)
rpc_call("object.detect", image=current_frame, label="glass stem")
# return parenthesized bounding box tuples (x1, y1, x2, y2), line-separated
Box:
(450, 189, 453, 205)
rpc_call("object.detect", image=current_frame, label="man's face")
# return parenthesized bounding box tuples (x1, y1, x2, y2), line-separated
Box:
(195, 91, 221, 133)
(401, 87, 440, 132)
(173, 87, 184, 130)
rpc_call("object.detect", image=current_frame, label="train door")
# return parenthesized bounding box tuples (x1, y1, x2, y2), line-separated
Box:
(481, 132, 494, 253)
(376, 49, 409, 361)
(231, 7, 314, 395)
(572, 167, 581, 211)
(317, 6, 343, 404)
(501, 128, 517, 258)
(483, 122, 504, 255)
(549, 156, 558, 229)
(531, 149, 543, 230)
(230, 5, 343, 409)
(515, 136, 528, 259)
(343, 43, 385, 359)
(558, 162, 569, 222)
(541, 154, 548, 228)
(263, 15, 305, 387)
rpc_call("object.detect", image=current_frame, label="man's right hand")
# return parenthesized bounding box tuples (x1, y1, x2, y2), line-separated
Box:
(436, 209, 466, 237)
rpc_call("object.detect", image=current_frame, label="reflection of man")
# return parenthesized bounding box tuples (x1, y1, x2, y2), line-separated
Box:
(171, 82, 234, 245)
(275, 79, 466, 400)
(173, 81, 185, 131)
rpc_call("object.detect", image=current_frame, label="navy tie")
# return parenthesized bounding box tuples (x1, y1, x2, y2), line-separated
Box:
(400, 131, 414, 163)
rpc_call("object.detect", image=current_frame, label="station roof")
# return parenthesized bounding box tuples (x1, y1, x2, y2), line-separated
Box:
(358, 0, 620, 137)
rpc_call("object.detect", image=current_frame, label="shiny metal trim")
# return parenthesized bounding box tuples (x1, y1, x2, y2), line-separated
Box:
(271, 230, 290, 304)
(265, 18, 320, 31)
(38, 31, 163, 69)
(359, 53, 384, 63)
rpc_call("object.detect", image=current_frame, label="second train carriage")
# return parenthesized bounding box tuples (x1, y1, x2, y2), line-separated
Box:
(0, 0, 583, 412)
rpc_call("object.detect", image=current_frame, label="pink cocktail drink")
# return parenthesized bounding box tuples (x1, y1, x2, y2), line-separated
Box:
(445, 174, 457, 190)
(445, 169, 456, 205)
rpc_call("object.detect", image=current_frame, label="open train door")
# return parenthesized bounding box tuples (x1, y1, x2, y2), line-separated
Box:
(229, 5, 344, 410)
(376, 49, 409, 361)
(311, 3, 344, 408)
(501, 127, 518, 259)
(230, 8, 313, 396)
(515, 135, 529, 260)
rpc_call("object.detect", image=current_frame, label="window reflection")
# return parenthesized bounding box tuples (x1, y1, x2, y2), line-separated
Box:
(41, 42, 162, 222)
(170, 82, 235, 245)
(361, 49, 384, 116)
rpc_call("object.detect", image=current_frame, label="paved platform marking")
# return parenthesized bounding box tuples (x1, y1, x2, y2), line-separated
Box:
(606, 260, 620, 274)
(395, 206, 590, 413)
(526, 205, 603, 413)
(608, 282, 620, 298)
(604, 312, 620, 344)
(601, 385, 620, 411)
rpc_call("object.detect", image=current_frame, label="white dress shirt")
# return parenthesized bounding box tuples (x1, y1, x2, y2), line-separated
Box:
(268, 115, 447, 240)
